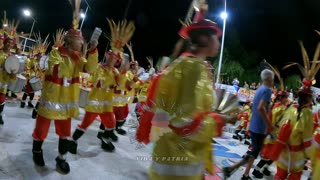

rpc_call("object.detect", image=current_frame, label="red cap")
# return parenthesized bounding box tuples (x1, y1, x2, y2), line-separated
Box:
(298, 79, 313, 95)
(179, 19, 222, 39)
(277, 91, 289, 97)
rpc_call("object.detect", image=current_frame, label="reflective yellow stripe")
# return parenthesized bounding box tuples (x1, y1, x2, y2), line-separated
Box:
(278, 157, 305, 167)
(40, 99, 78, 111)
(151, 161, 204, 176)
(113, 97, 129, 103)
(87, 100, 112, 106)
(304, 138, 313, 143)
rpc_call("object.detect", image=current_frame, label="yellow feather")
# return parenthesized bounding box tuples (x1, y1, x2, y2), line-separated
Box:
(299, 41, 310, 76)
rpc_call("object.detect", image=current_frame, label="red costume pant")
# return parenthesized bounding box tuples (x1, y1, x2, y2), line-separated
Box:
(32, 115, 71, 141)
(0, 93, 5, 104)
(113, 105, 129, 121)
(24, 81, 33, 94)
(275, 166, 302, 180)
(79, 112, 115, 130)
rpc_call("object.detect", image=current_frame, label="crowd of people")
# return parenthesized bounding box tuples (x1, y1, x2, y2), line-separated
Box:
(0, 0, 320, 180)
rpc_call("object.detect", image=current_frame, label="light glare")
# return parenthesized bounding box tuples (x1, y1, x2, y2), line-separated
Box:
(23, 9, 31, 17)
(80, 12, 85, 19)
(220, 11, 227, 19)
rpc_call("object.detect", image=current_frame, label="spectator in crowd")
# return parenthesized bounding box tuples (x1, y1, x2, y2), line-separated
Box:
(250, 82, 256, 90)
(256, 82, 261, 89)
(243, 81, 249, 89)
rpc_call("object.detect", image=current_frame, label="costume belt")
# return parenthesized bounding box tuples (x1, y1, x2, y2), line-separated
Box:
(45, 75, 79, 87)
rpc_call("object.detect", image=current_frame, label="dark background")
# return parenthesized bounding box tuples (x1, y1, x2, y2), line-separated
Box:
(1, 0, 320, 83)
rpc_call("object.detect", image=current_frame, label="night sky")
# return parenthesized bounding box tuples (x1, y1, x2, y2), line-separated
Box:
(1, 0, 320, 80)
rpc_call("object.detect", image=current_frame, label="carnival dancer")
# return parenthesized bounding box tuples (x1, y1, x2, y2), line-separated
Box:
(97, 19, 136, 138)
(312, 95, 320, 131)
(233, 101, 251, 141)
(31, 0, 99, 173)
(113, 55, 141, 135)
(21, 35, 49, 109)
(136, 75, 153, 118)
(141, 3, 238, 179)
(311, 127, 320, 179)
(20, 47, 36, 108)
(125, 43, 143, 123)
(252, 64, 289, 178)
(0, 19, 19, 125)
(135, 57, 155, 119)
(267, 41, 319, 180)
(70, 50, 120, 154)
(31, 37, 51, 118)
(135, 56, 171, 145)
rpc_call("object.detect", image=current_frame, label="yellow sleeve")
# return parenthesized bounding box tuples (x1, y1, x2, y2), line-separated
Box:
(24, 58, 32, 76)
(272, 106, 286, 126)
(154, 58, 202, 117)
(84, 48, 99, 74)
(47, 48, 63, 76)
(296, 108, 314, 158)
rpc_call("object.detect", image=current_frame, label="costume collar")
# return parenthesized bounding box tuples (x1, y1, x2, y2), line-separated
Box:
(58, 46, 81, 62)
(180, 52, 196, 57)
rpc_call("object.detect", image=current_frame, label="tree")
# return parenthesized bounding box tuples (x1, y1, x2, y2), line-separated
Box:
(285, 74, 301, 91)
(208, 26, 260, 85)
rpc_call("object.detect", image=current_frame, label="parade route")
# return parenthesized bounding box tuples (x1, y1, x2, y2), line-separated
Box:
(0, 98, 311, 180)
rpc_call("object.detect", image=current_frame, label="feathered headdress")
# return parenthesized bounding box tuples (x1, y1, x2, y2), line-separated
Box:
(65, 0, 83, 40)
(3, 19, 19, 43)
(266, 62, 288, 97)
(178, 0, 221, 39)
(1, 11, 8, 39)
(28, 45, 40, 57)
(283, 39, 320, 95)
(53, 28, 66, 48)
(107, 19, 135, 56)
(34, 33, 50, 55)
(126, 42, 135, 62)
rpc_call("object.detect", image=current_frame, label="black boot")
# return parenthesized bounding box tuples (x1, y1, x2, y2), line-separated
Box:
(20, 102, 26, 108)
(0, 115, 3, 125)
(222, 167, 233, 179)
(0, 103, 4, 125)
(21, 93, 27, 108)
(244, 135, 251, 145)
(105, 129, 118, 142)
(56, 139, 70, 174)
(32, 140, 45, 167)
(28, 93, 35, 108)
(262, 167, 271, 176)
(97, 123, 105, 140)
(101, 131, 115, 152)
(232, 134, 239, 140)
(11, 92, 17, 98)
(32, 102, 39, 119)
(116, 121, 126, 135)
(69, 129, 85, 154)
(28, 101, 34, 108)
(252, 169, 263, 179)
(244, 140, 251, 146)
